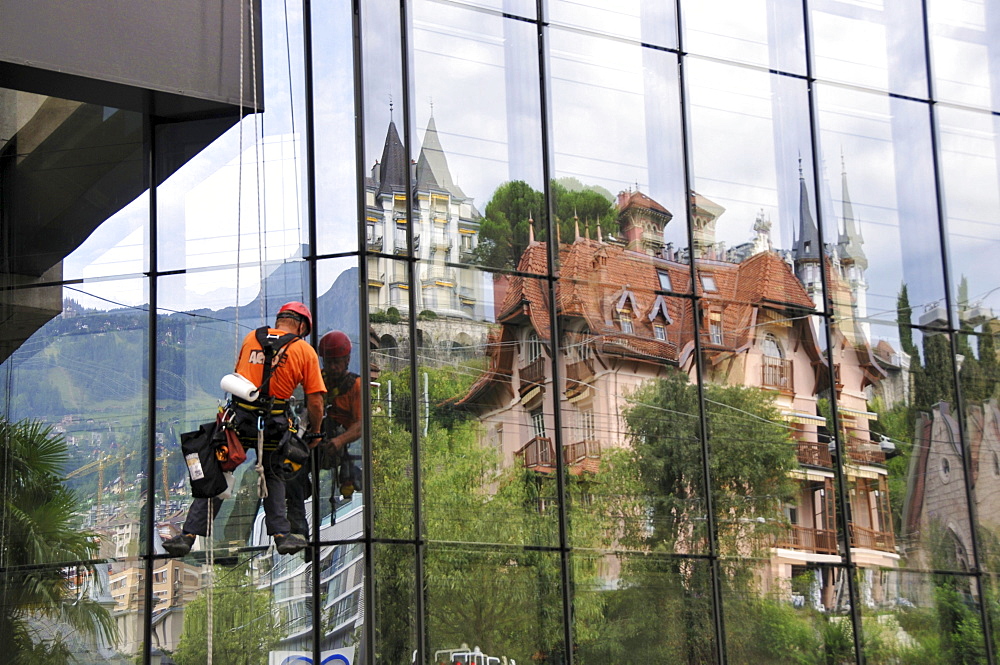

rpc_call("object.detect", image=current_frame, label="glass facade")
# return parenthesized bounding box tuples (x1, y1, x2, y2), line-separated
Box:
(2, 1, 1000, 664)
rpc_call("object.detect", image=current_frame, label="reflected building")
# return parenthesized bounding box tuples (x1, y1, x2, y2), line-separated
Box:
(459, 186, 897, 608)
(365, 117, 485, 321)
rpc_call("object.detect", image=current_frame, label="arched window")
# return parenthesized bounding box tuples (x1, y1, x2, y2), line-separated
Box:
(762, 333, 783, 359)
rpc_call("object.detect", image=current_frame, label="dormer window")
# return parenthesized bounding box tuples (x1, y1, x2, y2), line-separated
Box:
(700, 274, 717, 292)
(524, 330, 543, 363)
(708, 311, 723, 344)
(654, 324, 666, 340)
(620, 308, 634, 334)
(657, 271, 672, 291)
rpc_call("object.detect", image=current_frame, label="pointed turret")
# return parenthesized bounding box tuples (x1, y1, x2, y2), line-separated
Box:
(792, 164, 821, 264)
(415, 115, 466, 199)
(377, 120, 408, 197)
(837, 160, 867, 270)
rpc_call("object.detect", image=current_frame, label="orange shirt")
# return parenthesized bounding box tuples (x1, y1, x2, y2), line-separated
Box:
(233, 328, 326, 399)
(323, 371, 361, 429)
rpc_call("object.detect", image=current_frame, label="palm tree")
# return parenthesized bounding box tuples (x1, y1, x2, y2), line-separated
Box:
(0, 417, 116, 662)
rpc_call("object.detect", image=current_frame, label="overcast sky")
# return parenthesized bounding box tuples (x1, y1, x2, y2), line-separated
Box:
(62, 0, 1000, 350)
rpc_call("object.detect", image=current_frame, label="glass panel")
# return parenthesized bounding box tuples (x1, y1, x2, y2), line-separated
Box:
(425, 545, 563, 663)
(939, 106, 1000, 330)
(442, 271, 561, 547)
(315, 258, 366, 541)
(373, 542, 418, 665)
(155, 1, 308, 274)
(862, 569, 989, 663)
(549, 29, 686, 268)
(313, 0, 362, 256)
(409, 3, 544, 275)
(687, 60, 814, 304)
(722, 566, 843, 663)
(574, 553, 718, 663)
(928, 0, 1000, 110)
(810, 0, 928, 98)
(0, 88, 146, 283)
(0, 280, 148, 661)
(815, 86, 946, 332)
(682, 0, 805, 74)
(545, 0, 676, 51)
(370, 258, 416, 539)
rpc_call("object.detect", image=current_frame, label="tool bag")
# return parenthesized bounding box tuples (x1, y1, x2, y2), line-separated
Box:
(180, 421, 229, 498)
(215, 410, 247, 472)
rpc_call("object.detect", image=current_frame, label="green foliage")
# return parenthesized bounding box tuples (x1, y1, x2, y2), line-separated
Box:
(726, 599, 821, 665)
(381, 363, 484, 431)
(897, 284, 917, 358)
(472, 180, 615, 270)
(0, 418, 116, 663)
(171, 562, 279, 665)
(821, 617, 854, 665)
(418, 309, 438, 320)
(622, 369, 797, 553)
(868, 395, 914, 535)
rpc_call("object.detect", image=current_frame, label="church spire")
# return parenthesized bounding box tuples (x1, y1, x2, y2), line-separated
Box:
(837, 156, 867, 269)
(792, 158, 821, 264)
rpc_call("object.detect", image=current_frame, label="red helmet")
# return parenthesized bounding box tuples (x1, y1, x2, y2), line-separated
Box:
(319, 330, 352, 358)
(277, 301, 312, 335)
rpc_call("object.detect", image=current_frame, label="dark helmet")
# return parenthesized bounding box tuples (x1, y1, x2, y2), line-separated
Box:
(319, 330, 351, 359)
(277, 301, 313, 336)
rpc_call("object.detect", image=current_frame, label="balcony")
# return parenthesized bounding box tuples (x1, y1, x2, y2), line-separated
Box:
(517, 436, 554, 471)
(367, 234, 383, 251)
(796, 440, 832, 468)
(564, 439, 601, 472)
(516, 437, 601, 474)
(845, 435, 885, 465)
(849, 524, 895, 553)
(776, 525, 838, 555)
(519, 356, 546, 393)
(431, 236, 452, 252)
(761, 356, 793, 391)
(394, 234, 420, 255)
(564, 357, 595, 395)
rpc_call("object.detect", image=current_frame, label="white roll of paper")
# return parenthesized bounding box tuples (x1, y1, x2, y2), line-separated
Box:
(220, 372, 260, 402)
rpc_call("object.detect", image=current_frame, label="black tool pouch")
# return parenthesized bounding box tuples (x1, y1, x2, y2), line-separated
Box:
(180, 421, 229, 498)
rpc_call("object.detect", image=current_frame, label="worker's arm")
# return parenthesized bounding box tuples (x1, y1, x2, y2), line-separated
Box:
(330, 418, 361, 452)
(305, 391, 325, 441)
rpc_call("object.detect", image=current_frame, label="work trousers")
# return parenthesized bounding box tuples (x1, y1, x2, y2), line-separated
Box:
(182, 448, 292, 536)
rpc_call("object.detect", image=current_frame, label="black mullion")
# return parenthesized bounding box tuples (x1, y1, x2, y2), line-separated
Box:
(300, 0, 323, 658)
(920, 0, 996, 661)
(532, 3, 575, 665)
(351, 0, 377, 662)
(141, 105, 158, 665)
(397, 0, 428, 663)
(673, 0, 727, 661)
(799, 2, 865, 662)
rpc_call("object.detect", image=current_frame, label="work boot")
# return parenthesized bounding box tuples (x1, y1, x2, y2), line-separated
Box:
(274, 532, 308, 555)
(162, 533, 196, 558)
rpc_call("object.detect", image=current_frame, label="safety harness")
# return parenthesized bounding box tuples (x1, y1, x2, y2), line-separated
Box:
(239, 327, 299, 498)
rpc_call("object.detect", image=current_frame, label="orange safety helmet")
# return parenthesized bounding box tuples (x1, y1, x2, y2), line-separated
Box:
(277, 301, 313, 335)
(319, 330, 352, 358)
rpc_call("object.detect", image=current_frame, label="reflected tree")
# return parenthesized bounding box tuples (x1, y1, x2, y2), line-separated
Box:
(0, 418, 116, 663)
(171, 561, 278, 665)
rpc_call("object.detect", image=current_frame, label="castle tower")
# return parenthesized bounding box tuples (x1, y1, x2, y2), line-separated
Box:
(615, 189, 673, 256)
(792, 164, 823, 312)
(690, 191, 725, 259)
(837, 159, 869, 341)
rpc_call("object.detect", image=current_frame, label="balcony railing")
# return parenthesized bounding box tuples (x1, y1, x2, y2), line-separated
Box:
(797, 440, 832, 468)
(565, 357, 595, 386)
(519, 356, 546, 391)
(761, 356, 793, 391)
(849, 524, 895, 553)
(517, 436, 554, 470)
(563, 439, 601, 465)
(776, 525, 838, 555)
(367, 235, 383, 251)
(845, 435, 886, 465)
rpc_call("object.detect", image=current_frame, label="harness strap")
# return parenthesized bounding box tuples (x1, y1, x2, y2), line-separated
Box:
(251, 327, 298, 499)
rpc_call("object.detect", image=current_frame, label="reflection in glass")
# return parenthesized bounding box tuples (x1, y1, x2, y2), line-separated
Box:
(575, 554, 717, 663)
(860, 570, 988, 663)
(546, 0, 676, 51)
(938, 106, 1000, 323)
(373, 543, 417, 665)
(816, 85, 945, 331)
(425, 545, 564, 664)
(682, 0, 805, 74)
(928, 0, 1000, 110)
(810, 0, 927, 98)
(0, 282, 148, 660)
(0, 88, 145, 283)
(687, 60, 813, 282)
